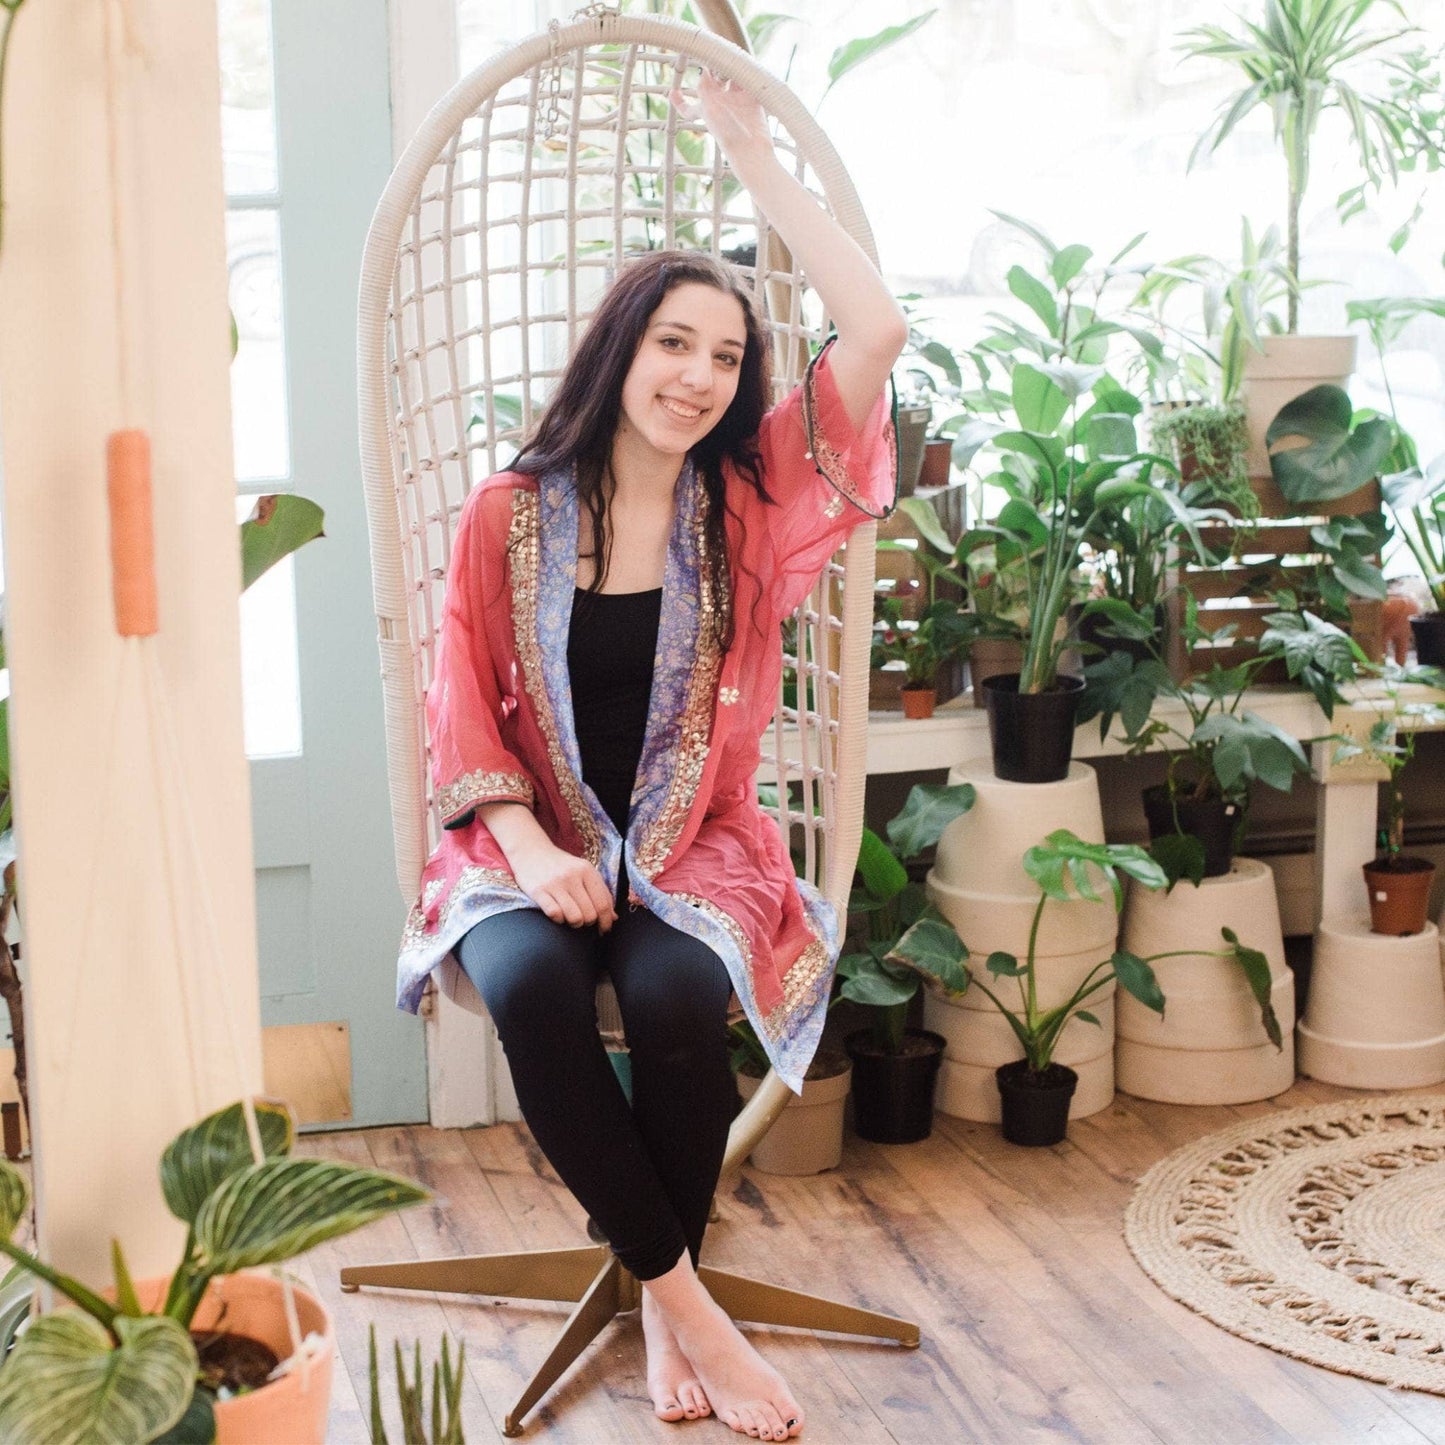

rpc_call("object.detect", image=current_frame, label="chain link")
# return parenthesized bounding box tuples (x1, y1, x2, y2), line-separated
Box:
(541, 4, 619, 142)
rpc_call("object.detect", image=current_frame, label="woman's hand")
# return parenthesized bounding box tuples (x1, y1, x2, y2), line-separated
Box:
(670, 70, 772, 163)
(510, 838, 618, 933)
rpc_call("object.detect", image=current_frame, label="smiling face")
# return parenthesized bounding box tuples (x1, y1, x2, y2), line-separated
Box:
(615, 281, 748, 464)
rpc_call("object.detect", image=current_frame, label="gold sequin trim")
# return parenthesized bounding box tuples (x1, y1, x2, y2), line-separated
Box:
(633, 493, 725, 879)
(436, 768, 533, 822)
(508, 490, 602, 864)
(401, 864, 522, 952)
(799, 346, 896, 521)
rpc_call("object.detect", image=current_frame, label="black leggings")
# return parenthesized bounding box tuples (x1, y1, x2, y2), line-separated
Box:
(456, 895, 735, 1281)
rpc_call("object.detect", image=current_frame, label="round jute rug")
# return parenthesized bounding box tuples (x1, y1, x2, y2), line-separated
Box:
(1124, 1093, 1445, 1395)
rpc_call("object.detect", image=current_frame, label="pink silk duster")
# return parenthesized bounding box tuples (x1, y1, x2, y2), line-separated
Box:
(396, 343, 897, 1089)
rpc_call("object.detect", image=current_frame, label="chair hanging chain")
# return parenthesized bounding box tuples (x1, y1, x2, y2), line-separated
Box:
(542, 3, 619, 141)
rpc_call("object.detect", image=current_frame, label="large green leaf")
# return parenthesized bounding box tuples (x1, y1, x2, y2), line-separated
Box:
(1022, 830, 1166, 908)
(1222, 927, 1282, 1050)
(1191, 711, 1310, 794)
(855, 827, 908, 903)
(1110, 951, 1165, 1016)
(0, 1159, 28, 1239)
(160, 1100, 295, 1229)
(896, 496, 955, 556)
(240, 495, 325, 592)
(823, 10, 935, 96)
(1266, 385, 1394, 505)
(1006, 267, 1060, 338)
(1078, 652, 1173, 743)
(835, 953, 916, 1008)
(886, 911, 970, 995)
(1257, 610, 1359, 716)
(1011, 364, 1069, 434)
(149, 1387, 217, 1445)
(1148, 832, 1207, 890)
(0, 1312, 197, 1445)
(885, 783, 976, 861)
(194, 1159, 429, 1275)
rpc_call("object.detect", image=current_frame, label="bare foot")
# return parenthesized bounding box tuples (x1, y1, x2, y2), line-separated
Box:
(643, 1259, 803, 1441)
(642, 1291, 712, 1422)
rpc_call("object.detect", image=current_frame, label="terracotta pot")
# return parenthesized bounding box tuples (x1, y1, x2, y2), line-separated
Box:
(919, 437, 953, 490)
(1363, 856, 1437, 937)
(129, 1273, 334, 1445)
(900, 685, 936, 719)
(736, 1050, 851, 1174)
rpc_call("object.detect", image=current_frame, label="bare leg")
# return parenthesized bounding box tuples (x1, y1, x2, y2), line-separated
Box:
(643, 1254, 803, 1441)
(642, 1290, 712, 1422)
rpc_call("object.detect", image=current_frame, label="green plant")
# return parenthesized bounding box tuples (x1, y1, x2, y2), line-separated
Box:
(1148, 402, 1254, 514)
(1080, 597, 1356, 881)
(0, 1099, 428, 1443)
(834, 783, 977, 1054)
(1331, 661, 1445, 862)
(369, 1325, 466, 1445)
(890, 831, 1282, 1071)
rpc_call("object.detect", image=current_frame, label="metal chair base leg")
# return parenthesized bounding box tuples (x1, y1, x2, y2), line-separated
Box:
(699, 1265, 921, 1347)
(338, 1244, 609, 1303)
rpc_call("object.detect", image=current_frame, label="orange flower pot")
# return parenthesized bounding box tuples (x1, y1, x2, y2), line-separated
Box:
(901, 686, 936, 719)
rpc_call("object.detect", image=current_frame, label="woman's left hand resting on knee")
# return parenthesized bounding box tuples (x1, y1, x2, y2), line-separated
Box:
(478, 801, 617, 931)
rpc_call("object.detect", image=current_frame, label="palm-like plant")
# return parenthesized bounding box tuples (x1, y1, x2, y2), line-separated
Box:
(0, 1099, 428, 1443)
(1180, 0, 1444, 331)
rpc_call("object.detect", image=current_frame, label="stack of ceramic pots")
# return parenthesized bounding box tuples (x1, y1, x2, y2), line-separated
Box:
(1116, 859, 1295, 1103)
(923, 762, 1117, 1122)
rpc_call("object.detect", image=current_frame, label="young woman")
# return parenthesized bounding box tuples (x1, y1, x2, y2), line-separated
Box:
(395, 75, 905, 1441)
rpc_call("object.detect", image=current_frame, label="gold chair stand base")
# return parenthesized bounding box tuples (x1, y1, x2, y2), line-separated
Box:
(339, 1245, 919, 1437)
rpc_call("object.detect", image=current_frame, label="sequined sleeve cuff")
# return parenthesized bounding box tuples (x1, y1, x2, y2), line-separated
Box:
(799, 339, 898, 521)
(436, 768, 535, 829)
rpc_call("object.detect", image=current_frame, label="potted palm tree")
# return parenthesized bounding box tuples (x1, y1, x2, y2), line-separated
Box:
(1178, 0, 1444, 470)
(0, 1098, 427, 1443)
(891, 831, 1271, 1146)
(837, 781, 977, 1142)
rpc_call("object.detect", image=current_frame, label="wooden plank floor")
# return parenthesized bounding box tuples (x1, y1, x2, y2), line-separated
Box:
(299, 1079, 1445, 1445)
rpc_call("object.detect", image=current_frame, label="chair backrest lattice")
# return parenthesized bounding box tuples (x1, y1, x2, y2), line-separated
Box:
(359, 12, 879, 923)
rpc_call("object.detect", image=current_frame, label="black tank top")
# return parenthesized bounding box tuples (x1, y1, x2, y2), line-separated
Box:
(568, 586, 662, 835)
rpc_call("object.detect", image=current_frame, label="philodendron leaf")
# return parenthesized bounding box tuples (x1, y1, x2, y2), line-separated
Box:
(835, 953, 917, 1008)
(240, 494, 325, 592)
(856, 827, 908, 903)
(1266, 385, 1394, 505)
(1148, 832, 1207, 891)
(160, 1099, 295, 1229)
(0, 1312, 197, 1445)
(195, 1159, 430, 1275)
(149, 1386, 217, 1445)
(1075, 1010, 1102, 1028)
(0, 1160, 28, 1238)
(1222, 926, 1283, 1050)
(986, 950, 1024, 977)
(885, 782, 976, 860)
(886, 911, 970, 995)
(1110, 950, 1165, 1016)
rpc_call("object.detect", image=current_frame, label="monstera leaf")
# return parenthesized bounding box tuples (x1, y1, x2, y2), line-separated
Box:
(1022, 830, 1166, 909)
(0, 1312, 197, 1445)
(1266, 385, 1394, 505)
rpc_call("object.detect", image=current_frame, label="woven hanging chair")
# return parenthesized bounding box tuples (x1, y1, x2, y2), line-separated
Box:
(342, 8, 915, 1433)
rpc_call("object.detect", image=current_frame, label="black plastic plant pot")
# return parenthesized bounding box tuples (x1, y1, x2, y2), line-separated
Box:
(1412, 613, 1445, 667)
(995, 1060, 1078, 1147)
(982, 673, 1084, 783)
(844, 1028, 945, 1144)
(1141, 785, 1241, 878)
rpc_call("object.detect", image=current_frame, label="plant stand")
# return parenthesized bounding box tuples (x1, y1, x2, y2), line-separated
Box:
(1296, 917, 1445, 1088)
(1115, 859, 1295, 1104)
(924, 762, 1117, 1122)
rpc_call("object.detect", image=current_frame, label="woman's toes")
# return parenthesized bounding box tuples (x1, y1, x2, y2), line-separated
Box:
(654, 1395, 685, 1422)
(681, 1382, 710, 1418)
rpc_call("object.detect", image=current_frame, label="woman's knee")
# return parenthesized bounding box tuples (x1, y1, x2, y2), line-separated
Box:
(456, 912, 599, 1036)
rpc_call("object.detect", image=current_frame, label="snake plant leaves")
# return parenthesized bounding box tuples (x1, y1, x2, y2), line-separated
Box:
(193, 1158, 429, 1275)
(160, 1099, 295, 1229)
(0, 1158, 28, 1238)
(886, 912, 969, 996)
(1266, 385, 1394, 505)
(1110, 951, 1165, 1016)
(1222, 927, 1283, 1050)
(885, 782, 976, 861)
(0, 1312, 197, 1445)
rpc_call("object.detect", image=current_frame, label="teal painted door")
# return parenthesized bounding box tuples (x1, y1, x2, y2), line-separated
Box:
(229, 0, 427, 1127)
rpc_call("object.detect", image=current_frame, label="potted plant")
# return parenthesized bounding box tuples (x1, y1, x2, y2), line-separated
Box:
(0, 1098, 428, 1443)
(891, 830, 1271, 1146)
(837, 781, 977, 1143)
(1080, 596, 1357, 880)
(730, 1016, 853, 1175)
(896, 298, 969, 491)
(1332, 663, 1445, 936)
(369, 1325, 466, 1445)
(1178, 0, 1444, 462)
(870, 592, 970, 719)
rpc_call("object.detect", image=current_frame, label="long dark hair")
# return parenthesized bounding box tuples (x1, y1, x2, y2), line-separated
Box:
(513, 250, 773, 650)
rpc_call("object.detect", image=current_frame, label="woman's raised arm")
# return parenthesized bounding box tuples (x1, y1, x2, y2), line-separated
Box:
(679, 72, 907, 430)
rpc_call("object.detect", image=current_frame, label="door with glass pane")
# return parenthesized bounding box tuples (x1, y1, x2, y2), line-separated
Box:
(222, 0, 426, 1127)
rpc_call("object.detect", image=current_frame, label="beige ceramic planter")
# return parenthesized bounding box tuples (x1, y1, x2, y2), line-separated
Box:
(1116, 859, 1295, 1104)
(736, 1052, 851, 1174)
(129, 1272, 333, 1445)
(1239, 333, 1357, 477)
(925, 763, 1116, 1121)
(1296, 917, 1445, 1088)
